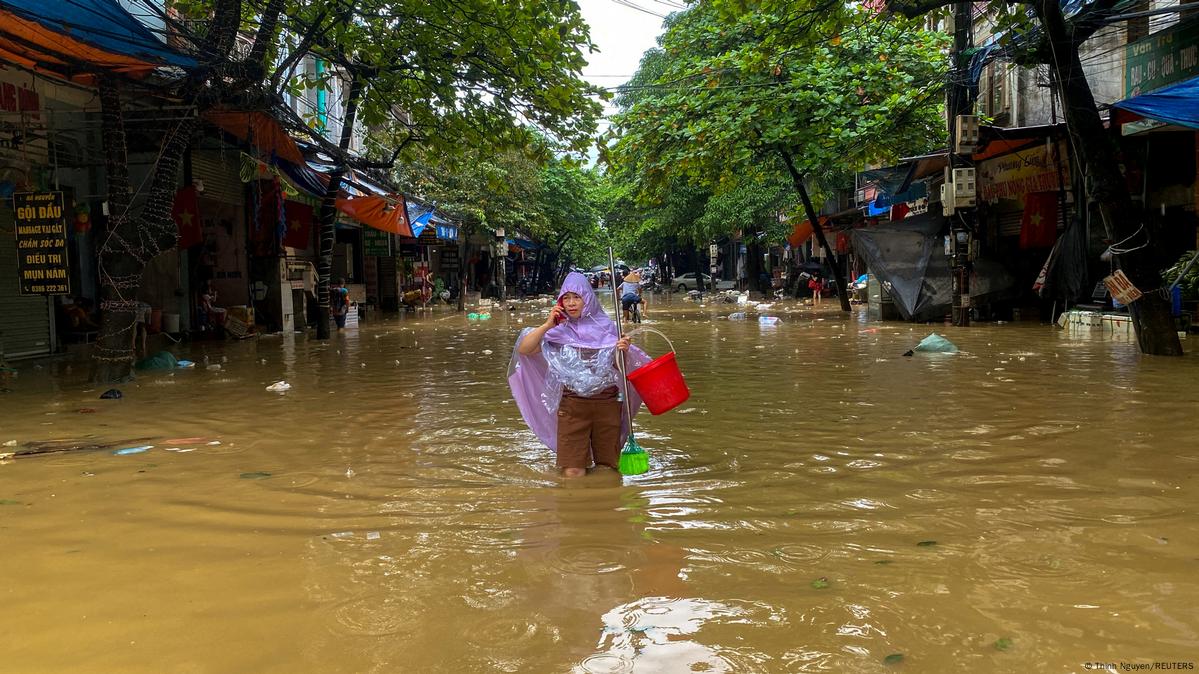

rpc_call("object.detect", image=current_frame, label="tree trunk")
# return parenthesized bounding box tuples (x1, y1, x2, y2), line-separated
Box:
(93, 77, 138, 383)
(457, 241, 468, 312)
(747, 240, 763, 294)
(778, 149, 851, 311)
(496, 246, 507, 301)
(314, 68, 365, 339)
(1035, 0, 1180, 355)
(93, 78, 196, 383)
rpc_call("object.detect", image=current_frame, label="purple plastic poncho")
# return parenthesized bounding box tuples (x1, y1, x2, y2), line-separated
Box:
(508, 272, 649, 451)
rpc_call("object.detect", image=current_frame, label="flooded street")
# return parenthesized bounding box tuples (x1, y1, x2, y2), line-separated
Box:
(2, 301, 1198, 673)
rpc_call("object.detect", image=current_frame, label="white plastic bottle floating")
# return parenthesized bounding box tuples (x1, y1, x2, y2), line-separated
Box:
(266, 381, 291, 392)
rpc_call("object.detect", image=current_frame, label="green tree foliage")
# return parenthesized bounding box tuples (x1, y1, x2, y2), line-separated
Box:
(537, 157, 607, 267)
(393, 146, 544, 235)
(603, 2, 948, 257)
(393, 146, 607, 267)
(172, 0, 606, 157)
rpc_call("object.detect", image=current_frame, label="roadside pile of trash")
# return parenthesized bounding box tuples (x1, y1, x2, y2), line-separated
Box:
(502, 296, 556, 312)
(686, 290, 750, 304)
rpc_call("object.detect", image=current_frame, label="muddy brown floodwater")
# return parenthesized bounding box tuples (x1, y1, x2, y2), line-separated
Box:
(1, 299, 1198, 673)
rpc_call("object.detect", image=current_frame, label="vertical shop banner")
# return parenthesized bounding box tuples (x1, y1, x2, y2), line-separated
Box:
(13, 191, 70, 295)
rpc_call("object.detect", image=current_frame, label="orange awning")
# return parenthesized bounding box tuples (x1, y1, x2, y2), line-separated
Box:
(787, 216, 827, 248)
(0, 8, 166, 83)
(205, 110, 306, 166)
(335, 194, 412, 237)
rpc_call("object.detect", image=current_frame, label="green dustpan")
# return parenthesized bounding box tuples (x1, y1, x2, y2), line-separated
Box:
(618, 434, 649, 476)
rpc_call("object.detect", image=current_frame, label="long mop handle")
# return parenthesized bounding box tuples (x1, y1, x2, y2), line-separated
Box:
(608, 247, 635, 428)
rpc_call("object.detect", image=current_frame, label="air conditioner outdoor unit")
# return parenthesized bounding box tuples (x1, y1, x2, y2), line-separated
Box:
(955, 114, 980, 154)
(855, 187, 868, 206)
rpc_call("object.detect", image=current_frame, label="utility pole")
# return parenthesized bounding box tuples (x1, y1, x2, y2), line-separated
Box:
(948, 2, 975, 326)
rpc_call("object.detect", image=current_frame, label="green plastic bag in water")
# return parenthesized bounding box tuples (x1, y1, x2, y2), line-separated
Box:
(913, 333, 958, 353)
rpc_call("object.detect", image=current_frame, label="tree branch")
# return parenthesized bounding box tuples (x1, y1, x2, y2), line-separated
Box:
(247, 0, 286, 67)
(208, 0, 244, 59)
(270, 9, 332, 92)
(886, 0, 956, 19)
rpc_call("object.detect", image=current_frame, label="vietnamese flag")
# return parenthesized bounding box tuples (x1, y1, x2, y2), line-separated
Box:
(282, 200, 313, 249)
(1019, 192, 1058, 249)
(252, 179, 282, 255)
(172, 184, 201, 248)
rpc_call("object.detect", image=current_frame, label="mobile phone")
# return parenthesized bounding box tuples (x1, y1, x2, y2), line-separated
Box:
(553, 297, 566, 324)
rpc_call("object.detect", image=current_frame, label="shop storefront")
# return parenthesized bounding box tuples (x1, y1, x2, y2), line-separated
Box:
(0, 70, 55, 359)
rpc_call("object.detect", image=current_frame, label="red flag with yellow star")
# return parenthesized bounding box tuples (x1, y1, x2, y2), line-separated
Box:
(172, 185, 201, 248)
(282, 200, 313, 250)
(1019, 191, 1058, 249)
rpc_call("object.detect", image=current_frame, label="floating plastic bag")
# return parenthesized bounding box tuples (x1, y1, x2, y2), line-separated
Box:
(758, 316, 780, 325)
(135, 351, 177, 371)
(729, 312, 747, 320)
(913, 333, 958, 353)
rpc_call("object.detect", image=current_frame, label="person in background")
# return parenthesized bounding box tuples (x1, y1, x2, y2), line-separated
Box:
(199, 280, 227, 329)
(808, 275, 823, 306)
(620, 270, 643, 323)
(330, 277, 351, 329)
(64, 297, 99, 331)
(133, 300, 152, 355)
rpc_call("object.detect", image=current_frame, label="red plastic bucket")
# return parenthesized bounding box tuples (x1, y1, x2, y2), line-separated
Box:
(625, 329, 690, 415)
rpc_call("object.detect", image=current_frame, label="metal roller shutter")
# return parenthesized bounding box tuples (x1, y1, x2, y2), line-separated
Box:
(377, 256, 397, 303)
(191, 148, 244, 204)
(0, 206, 52, 359)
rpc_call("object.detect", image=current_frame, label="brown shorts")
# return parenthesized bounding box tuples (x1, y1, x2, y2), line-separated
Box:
(556, 388, 623, 469)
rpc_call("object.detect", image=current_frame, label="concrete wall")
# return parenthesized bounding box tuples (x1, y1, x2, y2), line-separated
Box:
(980, 20, 1130, 128)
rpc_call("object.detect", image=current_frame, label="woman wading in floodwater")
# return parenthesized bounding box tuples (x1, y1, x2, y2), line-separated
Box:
(508, 273, 649, 477)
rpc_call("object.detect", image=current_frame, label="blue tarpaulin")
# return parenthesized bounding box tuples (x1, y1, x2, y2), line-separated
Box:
(1, 0, 197, 69)
(408, 205, 436, 238)
(277, 160, 328, 197)
(506, 238, 539, 251)
(1113, 76, 1199, 130)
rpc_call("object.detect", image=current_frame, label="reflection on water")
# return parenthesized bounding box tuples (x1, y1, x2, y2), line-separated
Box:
(2, 301, 1199, 672)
